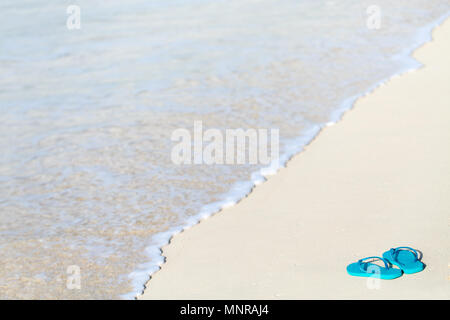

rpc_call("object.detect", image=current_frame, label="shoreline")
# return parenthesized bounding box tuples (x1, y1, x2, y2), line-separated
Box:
(128, 13, 450, 299)
(138, 18, 450, 299)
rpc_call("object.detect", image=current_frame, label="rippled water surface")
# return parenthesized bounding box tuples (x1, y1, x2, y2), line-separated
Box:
(0, 0, 449, 298)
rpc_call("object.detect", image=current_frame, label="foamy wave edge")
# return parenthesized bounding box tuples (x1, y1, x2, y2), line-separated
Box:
(121, 11, 450, 300)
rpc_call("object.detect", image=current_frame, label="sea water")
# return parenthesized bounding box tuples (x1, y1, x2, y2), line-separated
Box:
(0, 0, 448, 299)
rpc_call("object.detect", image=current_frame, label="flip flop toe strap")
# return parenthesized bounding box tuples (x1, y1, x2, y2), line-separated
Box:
(390, 246, 419, 266)
(358, 256, 389, 272)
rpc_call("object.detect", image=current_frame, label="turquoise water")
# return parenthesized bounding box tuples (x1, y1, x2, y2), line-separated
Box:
(0, 0, 448, 298)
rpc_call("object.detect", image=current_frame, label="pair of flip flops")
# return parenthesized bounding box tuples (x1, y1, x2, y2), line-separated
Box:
(347, 246, 425, 279)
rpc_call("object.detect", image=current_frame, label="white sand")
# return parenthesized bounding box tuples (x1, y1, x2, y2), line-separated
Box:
(140, 19, 450, 299)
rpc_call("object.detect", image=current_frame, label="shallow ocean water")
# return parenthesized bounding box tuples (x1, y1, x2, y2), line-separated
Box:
(0, 0, 449, 298)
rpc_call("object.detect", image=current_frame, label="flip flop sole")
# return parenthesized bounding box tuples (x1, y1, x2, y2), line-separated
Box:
(346, 262, 403, 280)
(383, 250, 425, 274)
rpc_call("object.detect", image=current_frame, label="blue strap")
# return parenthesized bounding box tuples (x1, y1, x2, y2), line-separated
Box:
(358, 256, 389, 272)
(390, 247, 419, 265)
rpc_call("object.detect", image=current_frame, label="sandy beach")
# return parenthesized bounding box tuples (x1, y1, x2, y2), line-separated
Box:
(140, 18, 450, 300)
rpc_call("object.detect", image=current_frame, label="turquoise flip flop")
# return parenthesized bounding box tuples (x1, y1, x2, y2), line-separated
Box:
(347, 256, 403, 279)
(382, 246, 425, 274)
